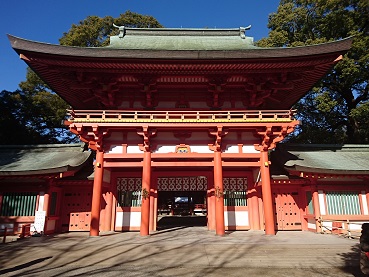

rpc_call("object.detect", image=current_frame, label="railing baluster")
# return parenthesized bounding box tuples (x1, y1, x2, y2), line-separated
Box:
(68, 110, 296, 123)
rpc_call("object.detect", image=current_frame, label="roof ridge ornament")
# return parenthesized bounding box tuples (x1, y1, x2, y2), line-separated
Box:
(113, 24, 125, 38)
(239, 25, 251, 39)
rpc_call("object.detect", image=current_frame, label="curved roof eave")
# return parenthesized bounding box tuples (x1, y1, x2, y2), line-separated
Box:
(285, 165, 369, 176)
(0, 144, 92, 176)
(7, 34, 354, 60)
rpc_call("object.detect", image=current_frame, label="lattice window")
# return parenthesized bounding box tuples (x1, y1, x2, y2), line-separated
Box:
(223, 177, 247, 206)
(223, 177, 247, 191)
(326, 191, 361, 215)
(117, 177, 142, 207)
(0, 192, 37, 216)
(157, 176, 207, 191)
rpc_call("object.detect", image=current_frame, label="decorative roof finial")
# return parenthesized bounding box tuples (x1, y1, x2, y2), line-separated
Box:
(113, 24, 125, 38)
(239, 25, 251, 39)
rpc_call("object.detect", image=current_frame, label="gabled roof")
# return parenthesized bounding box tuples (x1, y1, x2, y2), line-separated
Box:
(271, 144, 369, 177)
(108, 27, 256, 51)
(0, 144, 92, 176)
(7, 30, 353, 110)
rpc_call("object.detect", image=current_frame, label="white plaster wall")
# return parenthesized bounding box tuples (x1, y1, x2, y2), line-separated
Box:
(108, 145, 123, 153)
(242, 145, 259, 153)
(307, 218, 316, 230)
(38, 192, 45, 211)
(224, 211, 249, 226)
(190, 145, 213, 153)
(224, 145, 239, 153)
(318, 190, 326, 215)
(362, 191, 368, 215)
(155, 145, 176, 153)
(115, 211, 141, 227)
(127, 146, 143, 153)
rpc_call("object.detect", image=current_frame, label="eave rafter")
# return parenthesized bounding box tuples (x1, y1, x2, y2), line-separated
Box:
(255, 122, 299, 151)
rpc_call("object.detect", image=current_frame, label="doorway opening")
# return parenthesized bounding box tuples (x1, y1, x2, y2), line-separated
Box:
(157, 191, 207, 229)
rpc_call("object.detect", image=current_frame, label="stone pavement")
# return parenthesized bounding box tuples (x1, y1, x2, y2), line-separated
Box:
(0, 227, 365, 276)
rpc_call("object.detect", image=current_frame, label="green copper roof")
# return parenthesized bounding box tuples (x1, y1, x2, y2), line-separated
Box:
(107, 26, 257, 51)
(271, 144, 369, 176)
(0, 144, 91, 176)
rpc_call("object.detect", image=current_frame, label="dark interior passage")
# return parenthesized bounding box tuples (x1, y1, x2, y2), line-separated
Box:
(157, 191, 207, 229)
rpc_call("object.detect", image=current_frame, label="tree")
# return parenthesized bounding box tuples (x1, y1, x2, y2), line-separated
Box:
(59, 10, 163, 47)
(2, 11, 163, 145)
(0, 88, 71, 145)
(258, 0, 369, 144)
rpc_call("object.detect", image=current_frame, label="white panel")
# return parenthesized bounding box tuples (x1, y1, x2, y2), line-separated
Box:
(235, 211, 249, 226)
(362, 191, 368, 215)
(127, 146, 143, 153)
(128, 212, 141, 227)
(116, 211, 141, 227)
(224, 211, 248, 226)
(242, 145, 259, 153)
(38, 192, 45, 211)
(155, 145, 176, 153)
(224, 145, 239, 153)
(318, 190, 326, 215)
(190, 145, 213, 153)
(307, 222, 316, 230)
(108, 145, 123, 153)
(115, 211, 123, 227)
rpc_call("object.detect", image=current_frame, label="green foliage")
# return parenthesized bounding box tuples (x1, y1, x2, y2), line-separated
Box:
(0, 89, 72, 144)
(59, 11, 163, 47)
(259, 0, 369, 143)
(2, 11, 163, 145)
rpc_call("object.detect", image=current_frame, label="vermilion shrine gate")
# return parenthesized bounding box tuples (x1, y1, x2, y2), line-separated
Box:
(7, 27, 353, 236)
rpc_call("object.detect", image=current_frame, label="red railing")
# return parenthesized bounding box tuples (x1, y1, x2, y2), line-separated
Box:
(67, 109, 296, 123)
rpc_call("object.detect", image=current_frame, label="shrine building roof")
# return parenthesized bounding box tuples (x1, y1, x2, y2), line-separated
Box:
(271, 144, 369, 177)
(7, 28, 353, 110)
(107, 26, 257, 51)
(0, 144, 92, 176)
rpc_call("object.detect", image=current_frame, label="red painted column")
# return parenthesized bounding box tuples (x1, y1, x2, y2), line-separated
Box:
(149, 188, 155, 231)
(90, 150, 104, 237)
(260, 149, 275, 235)
(104, 191, 113, 232)
(249, 188, 261, 230)
(214, 150, 225, 236)
(207, 188, 215, 230)
(312, 182, 322, 233)
(43, 191, 50, 216)
(140, 151, 151, 236)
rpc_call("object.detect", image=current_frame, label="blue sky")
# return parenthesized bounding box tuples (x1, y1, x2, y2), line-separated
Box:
(0, 0, 280, 92)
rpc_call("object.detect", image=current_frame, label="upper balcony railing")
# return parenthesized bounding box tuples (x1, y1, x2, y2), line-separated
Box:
(66, 110, 296, 124)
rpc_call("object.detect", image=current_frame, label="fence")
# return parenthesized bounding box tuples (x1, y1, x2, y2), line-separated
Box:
(0, 224, 31, 243)
(318, 217, 364, 239)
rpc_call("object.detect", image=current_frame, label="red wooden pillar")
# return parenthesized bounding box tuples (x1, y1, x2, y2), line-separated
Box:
(312, 182, 322, 233)
(249, 188, 261, 230)
(104, 191, 113, 232)
(140, 151, 151, 236)
(260, 149, 275, 235)
(214, 150, 225, 236)
(207, 188, 216, 230)
(43, 191, 50, 216)
(90, 150, 104, 237)
(149, 188, 155, 231)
